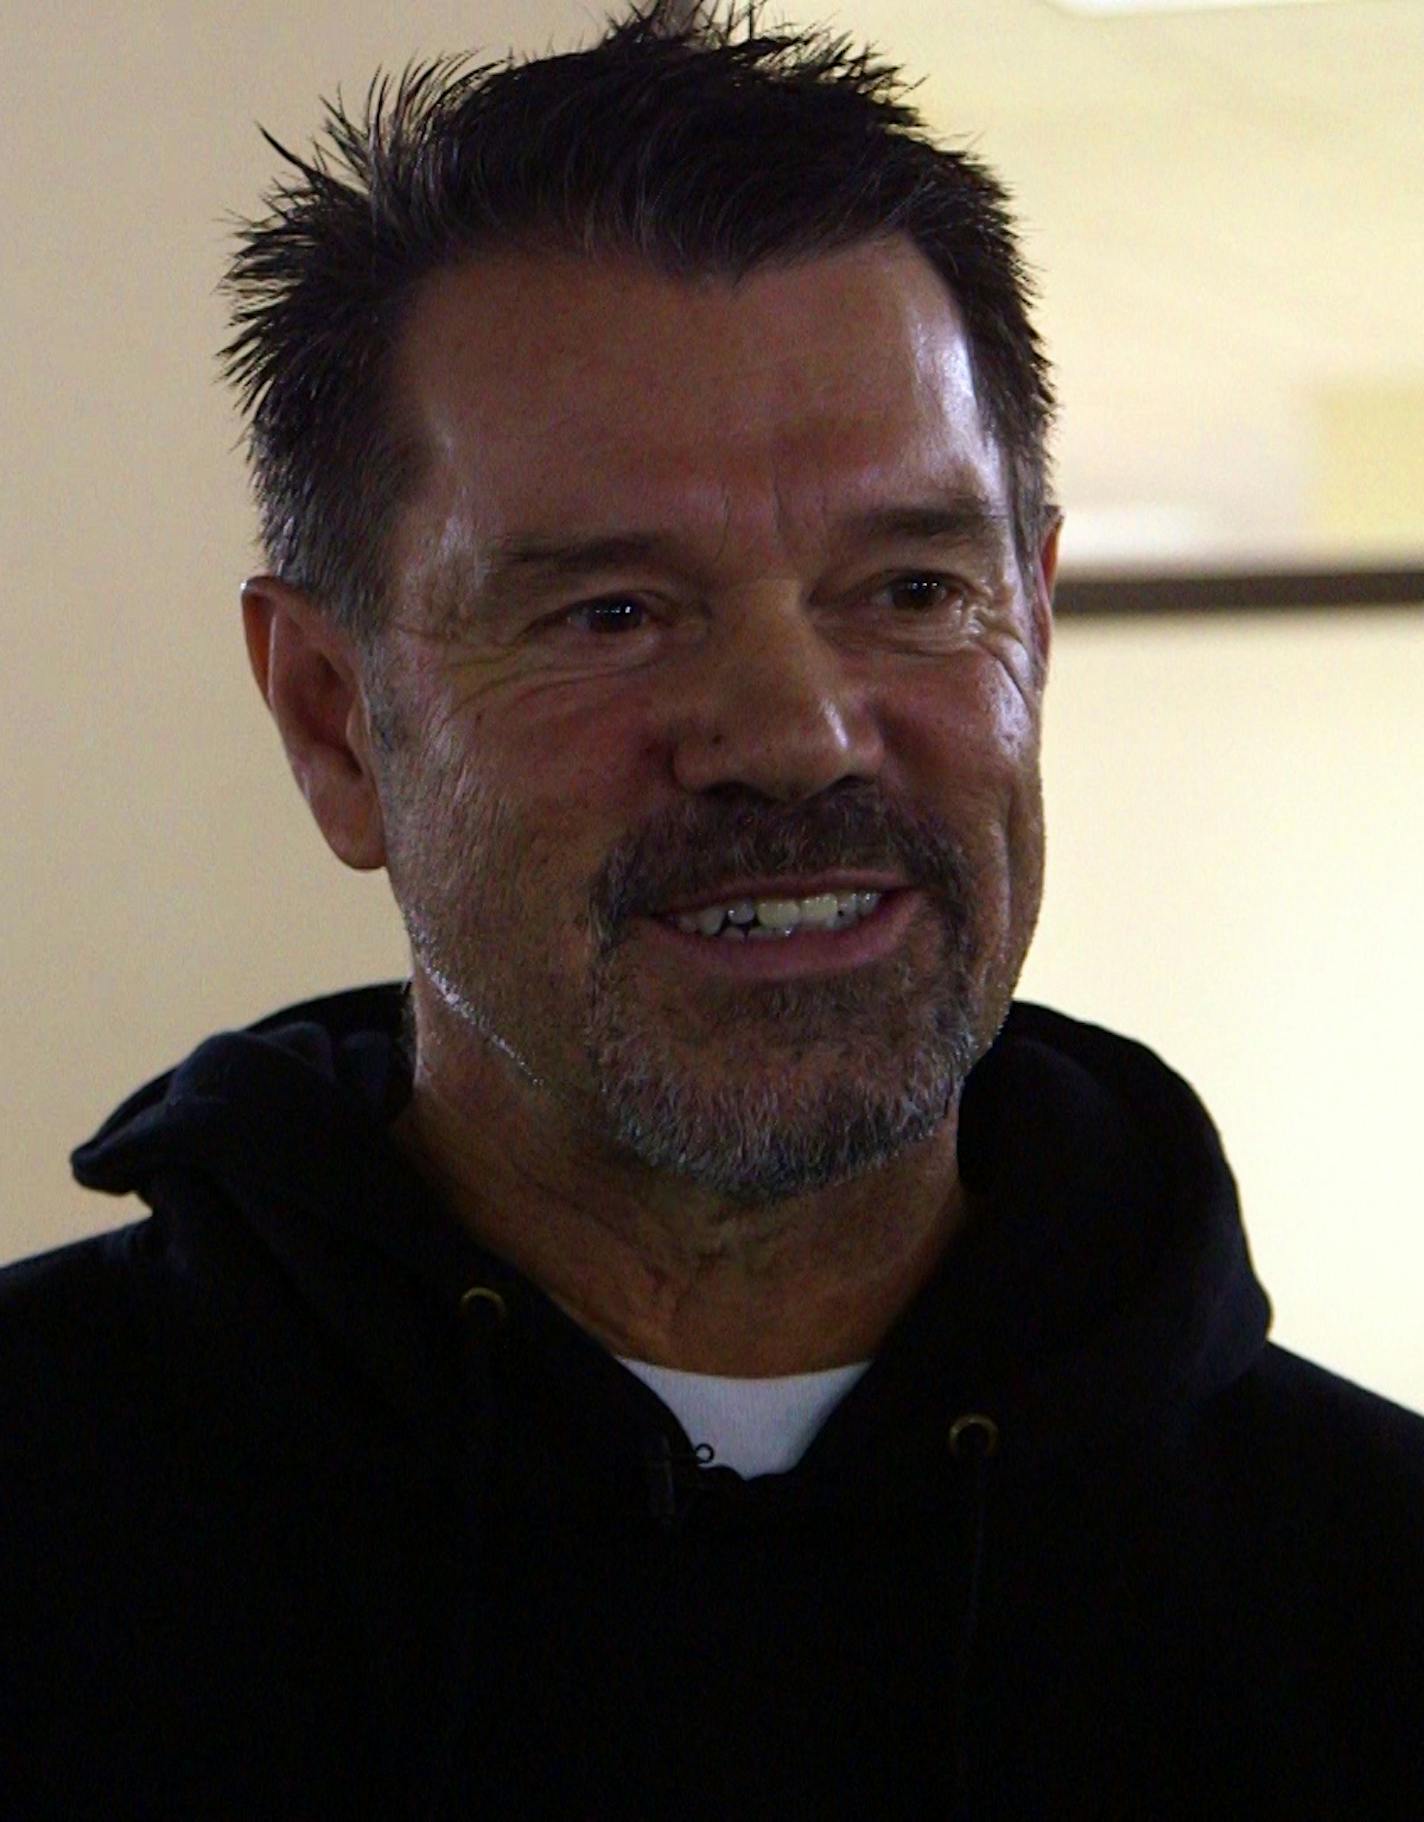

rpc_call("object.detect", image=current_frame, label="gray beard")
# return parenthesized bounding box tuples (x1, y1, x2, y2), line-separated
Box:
(582, 908, 987, 1209)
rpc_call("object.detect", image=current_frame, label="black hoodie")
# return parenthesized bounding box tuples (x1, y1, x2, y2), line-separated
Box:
(2, 983, 1422, 1820)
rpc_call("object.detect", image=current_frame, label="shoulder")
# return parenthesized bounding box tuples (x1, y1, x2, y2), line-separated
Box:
(0, 1207, 325, 1454)
(0, 1221, 194, 1473)
(1236, 1341, 1424, 1480)
(1192, 1342, 1424, 1593)
(0, 1221, 160, 1373)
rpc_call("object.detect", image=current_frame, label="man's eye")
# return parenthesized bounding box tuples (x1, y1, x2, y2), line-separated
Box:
(553, 577, 964, 637)
(881, 574, 964, 612)
(562, 597, 648, 635)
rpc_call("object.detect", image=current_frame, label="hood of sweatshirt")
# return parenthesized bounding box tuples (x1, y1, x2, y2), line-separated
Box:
(69, 979, 1271, 1472)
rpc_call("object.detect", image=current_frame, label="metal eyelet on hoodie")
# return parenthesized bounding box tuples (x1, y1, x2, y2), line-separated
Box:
(456, 1285, 512, 1420)
(947, 1411, 999, 1812)
(458, 1285, 508, 1334)
(947, 1412, 1000, 1460)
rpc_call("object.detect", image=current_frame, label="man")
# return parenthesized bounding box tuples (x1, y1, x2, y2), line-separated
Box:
(4, 2, 1421, 1816)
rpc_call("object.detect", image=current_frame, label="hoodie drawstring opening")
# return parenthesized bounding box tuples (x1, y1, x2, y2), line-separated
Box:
(948, 1411, 999, 1818)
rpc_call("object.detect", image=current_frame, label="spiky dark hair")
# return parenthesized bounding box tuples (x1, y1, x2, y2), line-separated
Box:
(218, 0, 1057, 678)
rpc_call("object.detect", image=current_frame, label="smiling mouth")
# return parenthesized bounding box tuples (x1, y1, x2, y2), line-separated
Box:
(637, 887, 921, 981)
(661, 885, 889, 941)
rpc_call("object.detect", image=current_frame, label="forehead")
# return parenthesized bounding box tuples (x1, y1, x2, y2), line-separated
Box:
(389, 235, 1005, 580)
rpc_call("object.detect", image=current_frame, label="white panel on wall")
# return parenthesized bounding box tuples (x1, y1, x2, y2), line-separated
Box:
(1020, 606, 1424, 1410)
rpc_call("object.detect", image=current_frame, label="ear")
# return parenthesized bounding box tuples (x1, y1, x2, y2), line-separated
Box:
(1030, 511, 1062, 687)
(240, 575, 388, 872)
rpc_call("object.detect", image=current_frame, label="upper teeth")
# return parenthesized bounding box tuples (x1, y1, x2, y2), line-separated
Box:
(669, 890, 884, 937)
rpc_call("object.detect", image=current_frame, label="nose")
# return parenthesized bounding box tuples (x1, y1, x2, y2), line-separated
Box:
(669, 590, 885, 802)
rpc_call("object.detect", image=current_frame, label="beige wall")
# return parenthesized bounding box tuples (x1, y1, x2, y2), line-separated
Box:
(4, 0, 1421, 1415)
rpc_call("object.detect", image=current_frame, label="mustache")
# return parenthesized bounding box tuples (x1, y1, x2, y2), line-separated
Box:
(593, 782, 975, 934)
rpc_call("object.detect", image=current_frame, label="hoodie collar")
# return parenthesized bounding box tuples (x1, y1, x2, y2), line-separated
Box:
(70, 981, 1272, 1482)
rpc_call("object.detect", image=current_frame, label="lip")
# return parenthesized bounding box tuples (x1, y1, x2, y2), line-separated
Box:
(637, 887, 922, 981)
(654, 873, 909, 917)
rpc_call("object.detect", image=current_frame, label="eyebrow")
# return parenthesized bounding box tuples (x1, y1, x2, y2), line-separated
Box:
(473, 492, 1011, 596)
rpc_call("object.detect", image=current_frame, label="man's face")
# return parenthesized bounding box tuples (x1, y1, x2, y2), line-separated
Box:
(374, 234, 1057, 1207)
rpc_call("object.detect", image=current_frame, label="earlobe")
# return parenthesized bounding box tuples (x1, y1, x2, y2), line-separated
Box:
(238, 575, 389, 873)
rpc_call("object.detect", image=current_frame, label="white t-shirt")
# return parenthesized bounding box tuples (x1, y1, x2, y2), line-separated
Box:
(617, 1356, 872, 1478)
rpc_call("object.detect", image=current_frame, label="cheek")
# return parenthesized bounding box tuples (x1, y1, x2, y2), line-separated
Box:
(888, 657, 1041, 801)
(467, 693, 654, 902)
(887, 661, 1046, 951)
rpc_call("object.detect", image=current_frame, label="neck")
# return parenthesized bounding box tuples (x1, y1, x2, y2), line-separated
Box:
(388, 1051, 972, 1377)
